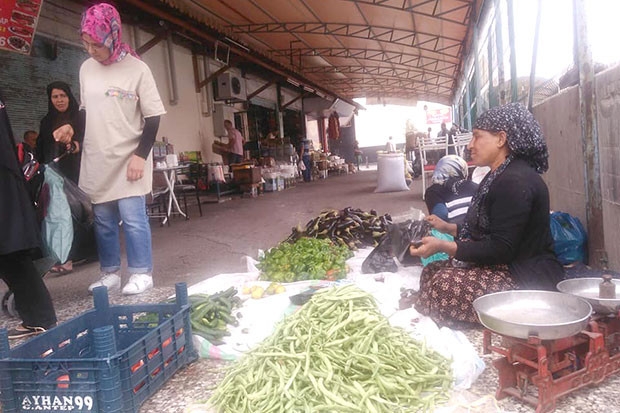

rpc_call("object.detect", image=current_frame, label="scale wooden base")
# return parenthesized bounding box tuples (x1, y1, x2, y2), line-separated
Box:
(483, 315, 620, 412)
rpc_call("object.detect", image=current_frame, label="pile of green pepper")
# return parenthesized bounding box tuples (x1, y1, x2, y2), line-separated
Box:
(258, 237, 353, 282)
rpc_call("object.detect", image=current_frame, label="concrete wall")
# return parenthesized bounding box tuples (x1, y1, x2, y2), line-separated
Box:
(1, 0, 303, 164)
(0, 1, 85, 138)
(594, 66, 620, 270)
(533, 64, 620, 270)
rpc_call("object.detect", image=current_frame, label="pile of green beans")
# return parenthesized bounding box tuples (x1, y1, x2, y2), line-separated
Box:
(208, 285, 453, 412)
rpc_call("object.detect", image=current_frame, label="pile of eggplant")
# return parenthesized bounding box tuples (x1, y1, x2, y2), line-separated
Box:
(284, 207, 392, 250)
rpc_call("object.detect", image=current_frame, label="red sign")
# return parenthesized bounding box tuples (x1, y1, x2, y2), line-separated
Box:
(426, 108, 452, 125)
(0, 0, 43, 55)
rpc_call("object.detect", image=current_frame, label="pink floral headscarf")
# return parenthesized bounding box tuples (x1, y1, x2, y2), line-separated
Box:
(80, 3, 139, 65)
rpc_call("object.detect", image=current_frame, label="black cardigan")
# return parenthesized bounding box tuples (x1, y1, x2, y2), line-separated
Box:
(37, 109, 84, 184)
(454, 159, 564, 290)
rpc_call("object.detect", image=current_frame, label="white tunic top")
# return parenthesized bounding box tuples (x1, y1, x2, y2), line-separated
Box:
(79, 55, 166, 204)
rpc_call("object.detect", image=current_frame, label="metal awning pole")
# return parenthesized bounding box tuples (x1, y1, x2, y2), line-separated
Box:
(276, 83, 284, 138)
(494, 0, 506, 105)
(528, 0, 543, 111)
(573, 0, 607, 268)
(506, 0, 518, 103)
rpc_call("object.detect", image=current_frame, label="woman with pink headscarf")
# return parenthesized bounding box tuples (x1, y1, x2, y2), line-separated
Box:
(71, 3, 166, 295)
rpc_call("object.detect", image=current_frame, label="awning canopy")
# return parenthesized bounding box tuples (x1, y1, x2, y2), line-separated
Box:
(143, 0, 481, 106)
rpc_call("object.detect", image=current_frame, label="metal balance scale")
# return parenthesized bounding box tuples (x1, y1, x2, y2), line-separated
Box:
(473, 278, 620, 413)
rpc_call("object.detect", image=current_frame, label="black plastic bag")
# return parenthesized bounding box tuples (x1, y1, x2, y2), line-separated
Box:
(389, 219, 431, 266)
(60, 171, 97, 262)
(361, 234, 398, 273)
(361, 219, 431, 273)
(61, 171, 93, 226)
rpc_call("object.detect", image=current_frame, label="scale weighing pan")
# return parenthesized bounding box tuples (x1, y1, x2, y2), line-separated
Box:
(557, 277, 620, 315)
(473, 290, 592, 340)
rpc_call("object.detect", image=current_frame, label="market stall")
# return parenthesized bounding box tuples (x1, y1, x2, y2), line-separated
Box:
(178, 207, 487, 412)
(181, 251, 487, 412)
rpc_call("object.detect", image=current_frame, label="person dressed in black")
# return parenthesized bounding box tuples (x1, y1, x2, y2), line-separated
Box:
(424, 155, 478, 225)
(410, 103, 564, 328)
(447, 124, 460, 155)
(299, 137, 312, 182)
(353, 140, 363, 170)
(437, 122, 449, 139)
(37, 81, 84, 274)
(37, 81, 83, 183)
(0, 93, 57, 339)
(426, 122, 449, 163)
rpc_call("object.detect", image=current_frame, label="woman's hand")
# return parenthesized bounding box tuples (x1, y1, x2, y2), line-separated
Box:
(426, 214, 457, 237)
(409, 236, 442, 258)
(67, 141, 80, 153)
(127, 155, 146, 181)
(409, 236, 457, 258)
(53, 124, 74, 144)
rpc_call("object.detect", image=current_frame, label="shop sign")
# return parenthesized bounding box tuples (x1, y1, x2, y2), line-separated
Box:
(425, 108, 452, 125)
(0, 0, 43, 56)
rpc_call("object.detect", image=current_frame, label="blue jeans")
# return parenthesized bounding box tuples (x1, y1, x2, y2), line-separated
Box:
(302, 155, 312, 182)
(229, 153, 243, 165)
(92, 196, 152, 274)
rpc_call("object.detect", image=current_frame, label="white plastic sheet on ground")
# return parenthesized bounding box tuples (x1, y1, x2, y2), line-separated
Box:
(187, 248, 485, 391)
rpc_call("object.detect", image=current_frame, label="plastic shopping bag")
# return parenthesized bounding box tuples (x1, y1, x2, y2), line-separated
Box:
(389, 219, 431, 265)
(62, 173, 93, 226)
(41, 166, 73, 264)
(550, 211, 588, 265)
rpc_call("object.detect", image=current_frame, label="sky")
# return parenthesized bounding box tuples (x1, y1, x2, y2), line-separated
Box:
(513, 0, 620, 78)
(354, 0, 620, 147)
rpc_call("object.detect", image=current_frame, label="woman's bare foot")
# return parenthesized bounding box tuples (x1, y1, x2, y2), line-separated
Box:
(50, 261, 73, 274)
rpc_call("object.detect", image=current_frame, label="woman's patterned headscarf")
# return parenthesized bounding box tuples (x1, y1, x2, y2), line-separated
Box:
(459, 103, 549, 241)
(80, 3, 139, 65)
(471, 102, 549, 173)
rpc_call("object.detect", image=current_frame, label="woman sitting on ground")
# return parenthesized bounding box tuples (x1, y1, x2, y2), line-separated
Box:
(410, 103, 564, 328)
(424, 155, 478, 225)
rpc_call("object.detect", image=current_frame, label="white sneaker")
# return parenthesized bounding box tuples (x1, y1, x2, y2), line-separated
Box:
(88, 273, 121, 294)
(122, 274, 153, 295)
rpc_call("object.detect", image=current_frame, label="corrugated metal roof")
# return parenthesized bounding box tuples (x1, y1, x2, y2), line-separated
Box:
(154, 0, 481, 105)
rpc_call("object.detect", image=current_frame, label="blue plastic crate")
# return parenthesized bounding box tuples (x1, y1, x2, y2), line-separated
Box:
(0, 283, 197, 413)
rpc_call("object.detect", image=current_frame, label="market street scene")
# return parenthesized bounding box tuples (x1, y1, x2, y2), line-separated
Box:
(1, 0, 620, 412)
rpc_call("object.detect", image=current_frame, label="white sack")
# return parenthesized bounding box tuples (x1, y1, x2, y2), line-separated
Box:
(375, 152, 409, 193)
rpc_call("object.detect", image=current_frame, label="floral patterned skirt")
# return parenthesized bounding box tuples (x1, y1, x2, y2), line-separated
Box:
(414, 260, 517, 329)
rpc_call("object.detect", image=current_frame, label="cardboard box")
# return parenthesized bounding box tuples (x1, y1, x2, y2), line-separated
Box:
(233, 167, 262, 184)
(264, 177, 277, 192)
(212, 141, 228, 156)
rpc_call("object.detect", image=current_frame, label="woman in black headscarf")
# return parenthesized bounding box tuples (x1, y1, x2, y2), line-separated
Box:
(37, 81, 84, 183)
(0, 92, 57, 339)
(37, 81, 85, 274)
(410, 103, 564, 328)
